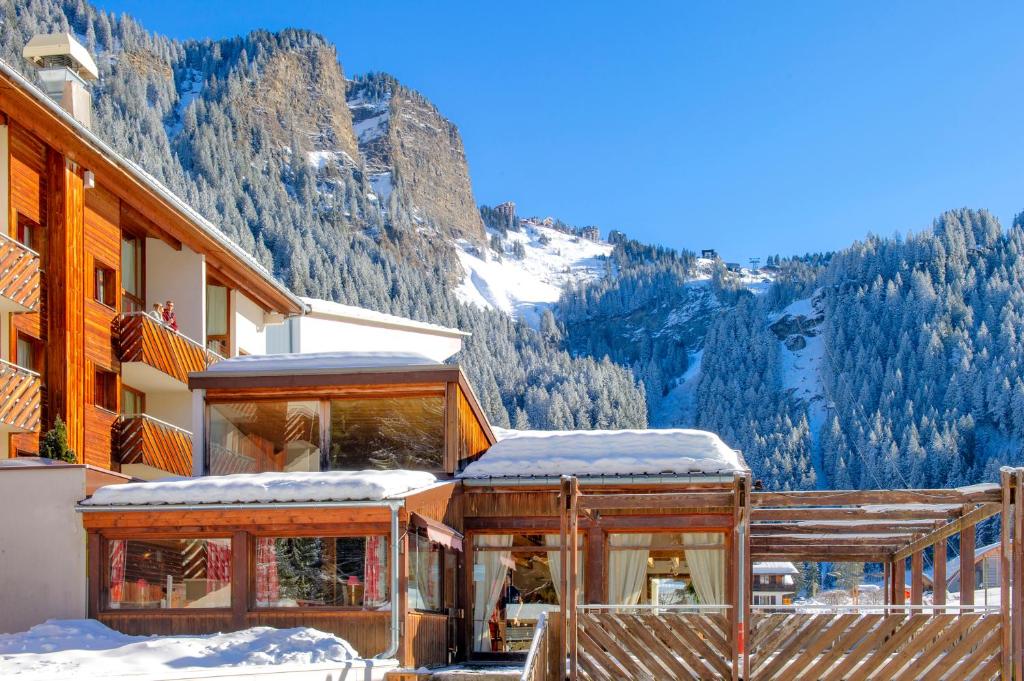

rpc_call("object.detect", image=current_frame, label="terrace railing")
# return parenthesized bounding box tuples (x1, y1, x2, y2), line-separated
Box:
(118, 312, 221, 385)
(0, 232, 40, 313)
(0, 358, 41, 432)
(118, 414, 192, 477)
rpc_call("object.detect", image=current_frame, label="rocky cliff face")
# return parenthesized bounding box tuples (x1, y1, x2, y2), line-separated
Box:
(348, 74, 486, 245)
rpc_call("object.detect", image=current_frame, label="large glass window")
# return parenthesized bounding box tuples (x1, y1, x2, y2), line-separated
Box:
(208, 400, 320, 474)
(206, 282, 229, 356)
(409, 531, 442, 612)
(107, 538, 231, 610)
(329, 397, 444, 470)
(254, 536, 388, 608)
(606, 532, 725, 607)
(471, 534, 583, 653)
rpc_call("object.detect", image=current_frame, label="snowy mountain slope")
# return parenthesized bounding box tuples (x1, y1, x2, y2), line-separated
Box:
(771, 291, 829, 487)
(455, 221, 613, 327)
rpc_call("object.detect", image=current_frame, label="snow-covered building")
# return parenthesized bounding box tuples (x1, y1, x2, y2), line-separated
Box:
(751, 562, 798, 606)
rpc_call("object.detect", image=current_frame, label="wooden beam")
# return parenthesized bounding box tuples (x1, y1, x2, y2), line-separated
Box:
(1013, 470, 1023, 681)
(893, 558, 906, 605)
(751, 522, 936, 535)
(231, 531, 247, 630)
(933, 538, 946, 612)
(752, 487, 1001, 507)
(752, 508, 957, 522)
(463, 514, 733, 532)
(752, 536, 906, 548)
(580, 492, 734, 510)
(892, 503, 1000, 561)
(960, 512, 975, 607)
(751, 553, 891, 563)
(1000, 469, 1011, 680)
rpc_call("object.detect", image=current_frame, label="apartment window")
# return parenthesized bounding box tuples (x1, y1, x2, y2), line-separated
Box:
(16, 215, 40, 252)
(328, 397, 445, 471)
(208, 399, 321, 474)
(94, 262, 116, 308)
(205, 281, 229, 356)
(121, 234, 144, 313)
(253, 536, 388, 608)
(94, 369, 118, 412)
(122, 385, 145, 416)
(16, 334, 40, 373)
(107, 538, 231, 610)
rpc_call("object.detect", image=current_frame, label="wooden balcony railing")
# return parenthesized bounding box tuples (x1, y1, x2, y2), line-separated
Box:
(118, 414, 193, 477)
(0, 232, 41, 312)
(0, 358, 41, 432)
(117, 313, 221, 384)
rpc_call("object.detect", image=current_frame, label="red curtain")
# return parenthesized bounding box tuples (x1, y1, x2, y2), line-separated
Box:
(364, 536, 387, 607)
(255, 538, 280, 606)
(109, 539, 126, 605)
(206, 540, 231, 590)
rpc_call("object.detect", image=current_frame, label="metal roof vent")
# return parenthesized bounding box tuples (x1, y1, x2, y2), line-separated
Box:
(23, 33, 99, 128)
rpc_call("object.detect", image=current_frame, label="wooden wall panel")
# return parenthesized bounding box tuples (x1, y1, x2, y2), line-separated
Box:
(99, 611, 234, 636)
(8, 124, 46, 227)
(84, 183, 120, 368)
(246, 611, 390, 658)
(45, 152, 85, 456)
(457, 385, 490, 467)
(406, 611, 448, 667)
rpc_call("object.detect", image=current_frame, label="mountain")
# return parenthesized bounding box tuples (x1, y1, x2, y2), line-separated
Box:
(4, 1, 1023, 494)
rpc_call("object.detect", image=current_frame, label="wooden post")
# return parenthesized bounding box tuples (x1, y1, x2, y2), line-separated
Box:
(230, 531, 248, 631)
(960, 516, 976, 608)
(87, 532, 100, 619)
(1000, 469, 1012, 680)
(46, 152, 85, 456)
(893, 558, 906, 606)
(910, 550, 923, 605)
(559, 476, 570, 680)
(585, 525, 604, 604)
(933, 538, 946, 613)
(883, 561, 891, 608)
(1013, 469, 1023, 681)
(568, 477, 580, 681)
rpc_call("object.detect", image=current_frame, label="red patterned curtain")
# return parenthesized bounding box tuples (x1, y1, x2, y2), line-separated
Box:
(206, 540, 231, 590)
(255, 538, 280, 606)
(364, 536, 387, 607)
(109, 539, 126, 605)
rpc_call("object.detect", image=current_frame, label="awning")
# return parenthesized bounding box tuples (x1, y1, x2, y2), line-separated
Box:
(411, 512, 463, 551)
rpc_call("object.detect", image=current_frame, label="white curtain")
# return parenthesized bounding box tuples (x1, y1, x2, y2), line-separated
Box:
(544, 534, 583, 604)
(608, 533, 652, 605)
(472, 535, 513, 652)
(682, 532, 725, 605)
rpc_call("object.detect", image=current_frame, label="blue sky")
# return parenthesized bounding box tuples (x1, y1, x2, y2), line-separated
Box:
(97, 1, 1024, 262)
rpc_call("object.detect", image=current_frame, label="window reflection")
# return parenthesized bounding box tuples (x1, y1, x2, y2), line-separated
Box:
(208, 400, 320, 474)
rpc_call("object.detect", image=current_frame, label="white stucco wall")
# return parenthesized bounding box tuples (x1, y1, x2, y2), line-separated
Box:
(232, 290, 267, 356)
(146, 239, 205, 343)
(0, 467, 88, 633)
(296, 317, 462, 363)
(144, 391, 193, 431)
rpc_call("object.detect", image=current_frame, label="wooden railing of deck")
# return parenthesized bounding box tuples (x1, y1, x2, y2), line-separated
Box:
(0, 359, 40, 432)
(118, 313, 221, 384)
(0, 232, 40, 311)
(118, 414, 192, 477)
(522, 611, 563, 681)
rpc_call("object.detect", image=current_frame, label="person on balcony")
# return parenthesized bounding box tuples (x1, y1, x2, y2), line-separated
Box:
(150, 303, 164, 322)
(162, 300, 179, 332)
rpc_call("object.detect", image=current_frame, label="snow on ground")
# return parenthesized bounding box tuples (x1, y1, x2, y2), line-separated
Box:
(0, 620, 360, 679)
(82, 469, 438, 506)
(305, 150, 356, 171)
(459, 428, 745, 478)
(369, 171, 393, 203)
(454, 222, 613, 327)
(651, 349, 703, 427)
(349, 92, 391, 146)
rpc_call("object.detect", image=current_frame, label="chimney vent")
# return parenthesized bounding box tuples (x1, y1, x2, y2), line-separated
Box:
(23, 33, 98, 128)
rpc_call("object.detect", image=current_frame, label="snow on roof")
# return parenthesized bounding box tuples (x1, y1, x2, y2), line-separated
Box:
(945, 541, 1002, 578)
(301, 297, 469, 338)
(0, 456, 68, 468)
(0, 619, 363, 676)
(199, 351, 442, 375)
(81, 470, 437, 507)
(459, 428, 746, 478)
(753, 562, 799, 575)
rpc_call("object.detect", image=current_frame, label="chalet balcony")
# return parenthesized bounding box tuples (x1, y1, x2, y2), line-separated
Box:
(118, 312, 221, 392)
(0, 232, 41, 313)
(118, 414, 193, 478)
(0, 359, 41, 432)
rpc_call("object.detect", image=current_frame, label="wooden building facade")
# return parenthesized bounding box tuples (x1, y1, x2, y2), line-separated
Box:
(0, 52, 305, 474)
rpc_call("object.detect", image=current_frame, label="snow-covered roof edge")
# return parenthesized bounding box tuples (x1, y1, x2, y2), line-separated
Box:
(301, 297, 469, 338)
(0, 58, 303, 314)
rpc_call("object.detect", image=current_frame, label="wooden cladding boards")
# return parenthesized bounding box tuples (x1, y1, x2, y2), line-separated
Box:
(406, 612, 448, 667)
(457, 385, 490, 465)
(8, 123, 47, 226)
(0, 234, 41, 311)
(0, 361, 40, 431)
(118, 313, 214, 384)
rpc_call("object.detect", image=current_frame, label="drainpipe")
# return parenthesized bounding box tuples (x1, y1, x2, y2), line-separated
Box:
(376, 501, 403, 660)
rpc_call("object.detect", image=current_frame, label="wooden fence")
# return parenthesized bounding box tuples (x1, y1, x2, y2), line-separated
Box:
(0, 231, 40, 312)
(118, 414, 192, 477)
(118, 312, 220, 384)
(748, 607, 1002, 681)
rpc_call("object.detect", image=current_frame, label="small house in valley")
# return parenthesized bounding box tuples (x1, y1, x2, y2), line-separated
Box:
(750, 562, 798, 606)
